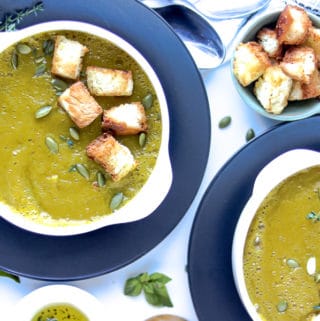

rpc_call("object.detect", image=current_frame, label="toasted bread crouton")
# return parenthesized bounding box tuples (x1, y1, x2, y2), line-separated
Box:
(289, 69, 320, 100)
(303, 27, 320, 68)
(102, 102, 147, 135)
(58, 81, 103, 128)
(256, 28, 282, 59)
(51, 35, 88, 80)
(86, 133, 136, 181)
(280, 46, 316, 84)
(86, 66, 133, 96)
(276, 5, 312, 45)
(233, 42, 271, 87)
(254, 65, 293, 114)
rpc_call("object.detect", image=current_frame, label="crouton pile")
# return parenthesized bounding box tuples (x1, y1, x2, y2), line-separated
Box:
(233, 5, 320, 114)
(51, 35, 149, 181)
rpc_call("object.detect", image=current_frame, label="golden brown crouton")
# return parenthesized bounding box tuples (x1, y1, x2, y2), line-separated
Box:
(102, 102, 147, 135)
(86, 133, 137, 182)
(254, 65, 293, 114)
(256, 28, 283, 59)
(289, 69, 320, 100)
(86, 66, 133, 96)
(233, 41, 271, 87)
(58, 81, 103, 128)
(280, 46, 316, 84)
(303, 27, 320, 68)
(51, 35, 88, 80)
(276, 5, 312, 45)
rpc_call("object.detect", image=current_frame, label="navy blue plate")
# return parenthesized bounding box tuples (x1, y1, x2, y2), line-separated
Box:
(0, 0, 210, 280)
(188, 116, 320, 321)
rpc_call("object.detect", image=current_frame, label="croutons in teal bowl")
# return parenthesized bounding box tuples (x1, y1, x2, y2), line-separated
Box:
(0, 21, 172, 236)
(231, 6, 320, 121)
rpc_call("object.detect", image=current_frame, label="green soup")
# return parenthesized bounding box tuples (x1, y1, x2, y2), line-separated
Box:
(0, 31, 161, 226)
(31, 303, 88, 321)
(244, 166, 320, 320)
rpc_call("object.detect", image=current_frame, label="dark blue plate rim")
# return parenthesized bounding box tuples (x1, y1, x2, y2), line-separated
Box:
(188, 116, 320, 321)
(0, 0, 210, 281)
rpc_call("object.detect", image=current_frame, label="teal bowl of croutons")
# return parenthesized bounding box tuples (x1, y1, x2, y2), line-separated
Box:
(0, 21, 172, 236)
(231, 5, 320, 121)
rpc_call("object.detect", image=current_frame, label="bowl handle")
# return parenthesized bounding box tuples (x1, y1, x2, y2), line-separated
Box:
(252, 149, 320, 197)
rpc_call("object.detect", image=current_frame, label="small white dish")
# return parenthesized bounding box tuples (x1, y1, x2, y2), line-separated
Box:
(12, 284, 104, 321)
(232, 148, 320, 321)
(0, 21, 172, 236)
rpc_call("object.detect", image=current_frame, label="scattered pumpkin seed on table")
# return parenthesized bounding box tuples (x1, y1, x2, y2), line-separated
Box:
(246, 128, 255, 141)
(218, 116, 231, 128)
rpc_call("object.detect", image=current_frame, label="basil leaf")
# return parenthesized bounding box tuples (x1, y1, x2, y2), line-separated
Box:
(150, 272, 171, 284)
(153, 283, 173, 307)
(0, 270, 20, 283)
(145, 289, 162, 306)
(139, 272, 150, 283)
(124, 271, 173, 307)
(124, 277, 143, 296)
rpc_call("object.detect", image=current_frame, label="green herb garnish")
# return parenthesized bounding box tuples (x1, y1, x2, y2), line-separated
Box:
(0, 270, 20, 283)
(124, 272, 173, 307)
(0, 2, 44, 32)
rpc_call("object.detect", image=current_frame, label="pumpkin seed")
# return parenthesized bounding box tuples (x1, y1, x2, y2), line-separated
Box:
(34, 63, 46, 77)
(35, 105, 52, 119)
(69, 127, 80, 141)
(139, 132, 146, 147)
(286, 258, 299, 268)
(11, 51, 18, 69)
(51, 78, 68, 92)
(142, 93, 153, 109)
(246, 128, 255, 142)
(314, 305, 320, 311)
(16, 43, 32, 55)
(110, 192, 124, 210)
(97, 171, 106, 187)
(45, 136, 59, 154)
(34, 56, 46, 64)
(43, 39, 55, 56)
(314, 273, 320, 283)
(75, 164, 90, 180)
(307, 256, 317, 275)
(277, 301, 288, 313)
(218, 116, 231, 129)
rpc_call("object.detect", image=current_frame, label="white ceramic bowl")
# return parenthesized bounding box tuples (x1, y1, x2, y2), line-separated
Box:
(0, 21, 172, 236)
(232, 148, 320, 321)
(11, 284, 104, 321)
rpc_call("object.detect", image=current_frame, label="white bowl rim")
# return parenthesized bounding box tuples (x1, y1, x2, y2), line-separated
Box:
(0, 20, 172, 236)
(231, 148, 320, 321)
(12, 284, 104, 321)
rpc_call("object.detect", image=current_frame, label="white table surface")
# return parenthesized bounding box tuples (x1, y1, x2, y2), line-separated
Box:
(0, 2, 294, 319)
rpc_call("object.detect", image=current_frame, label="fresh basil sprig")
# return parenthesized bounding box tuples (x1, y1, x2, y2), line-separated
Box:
(124, 272, 173, 307)
(0, 270, 20, 283)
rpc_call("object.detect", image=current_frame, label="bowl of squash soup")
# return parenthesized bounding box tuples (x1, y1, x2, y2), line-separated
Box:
(12, 284, 104, 321)
(0, 21, 172, 236)
(232, 149, 320, 321)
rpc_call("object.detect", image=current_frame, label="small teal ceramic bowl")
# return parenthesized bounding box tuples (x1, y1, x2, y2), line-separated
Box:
(231, 9, 320, 121)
